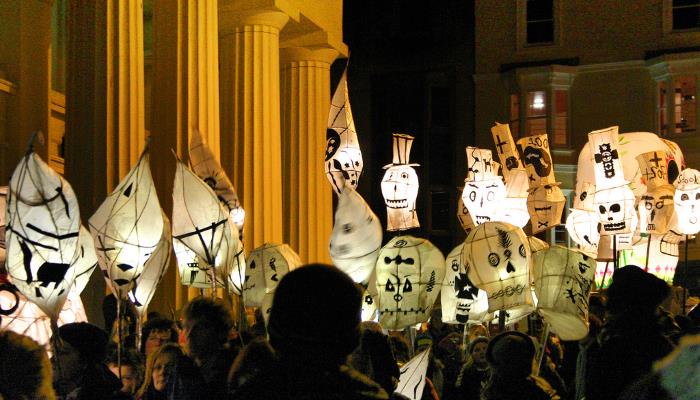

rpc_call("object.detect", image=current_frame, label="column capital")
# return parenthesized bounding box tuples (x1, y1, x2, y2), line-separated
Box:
(280, 47, 339, 66)
(219, 9, 290, 35)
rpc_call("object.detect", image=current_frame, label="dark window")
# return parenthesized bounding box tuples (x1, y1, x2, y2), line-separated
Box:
(526, 0, 554, 44)
(673, 0, 700, 30)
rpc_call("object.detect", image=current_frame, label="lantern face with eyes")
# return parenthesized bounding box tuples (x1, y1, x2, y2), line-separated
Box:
(381, 166, 420, 231)
(464, 222, 533, 315)
(441, 243, 489, 324)
(456, 196, 476, 234)
(375, 235, 445, 330)
(242, 243, 302, 308)
(638, 186, 675, 234)
(593, 185, 636, 234)
(527, 184, 566, 234)
(673, 168, 700, 235)
(461, 179, 506, 225)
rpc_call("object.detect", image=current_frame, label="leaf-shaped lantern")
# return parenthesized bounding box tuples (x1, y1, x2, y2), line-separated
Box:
(329, 187, 382, 284)
(6, 150, 81, 320)
(325, 68, 363, 194)
(172, 160, 243, 294)
(396, 349, 430, 400)
(441, 243, 488, 324)
(242, 243, 302, 308)
(71, 226, 98, 295)
(189, 129, 245, 232)
(89, 148, 164, 300)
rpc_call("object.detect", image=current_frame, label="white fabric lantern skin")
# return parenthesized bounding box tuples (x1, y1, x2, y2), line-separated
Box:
(456, 196, 476, 234)
(441, 243, 489, 324)
(242, 243, 302, 308)
(326, 69, 363, 194)
(673, 168, 700, 235)
(381, 134, 420, 231)
(565, 209, 600, 257)
(532, 245, 596, 341)
(375, 235, 445, 330)
(464, 222, 534, 318)
(6, 152, 81, 319)
(491, 122, 523, 181)
(528, 184, 566, 234)
(329, 187, 382, 284)
(593, 185, 637, 235)
(637, 151, 675, 234)
(499, 168, 531, 228)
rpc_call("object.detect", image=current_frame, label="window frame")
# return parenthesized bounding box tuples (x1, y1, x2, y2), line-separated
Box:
(648, 54, 700, 138)
(517, 0, 562, 51)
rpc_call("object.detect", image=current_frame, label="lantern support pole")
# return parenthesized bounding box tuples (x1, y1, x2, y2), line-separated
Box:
(50, 318, 64, 382)
(497, 310, 506, 332)
(462, 323, 469, 358)
(534, 322, 550, 377)
(613, 235, 618, 270)
(644, 234, 652, 272)
(601, 260, 610, 289)
(116, 298, 123, 380)
(683, 235, 689, 314)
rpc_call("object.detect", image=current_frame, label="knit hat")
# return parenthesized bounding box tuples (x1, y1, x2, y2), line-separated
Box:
(469, 336, 489, 355)
(486, 331, 534, 378)
(607, 265, 670, 315)
(57, 322, 109, 364)
(267, 264, 362, 361)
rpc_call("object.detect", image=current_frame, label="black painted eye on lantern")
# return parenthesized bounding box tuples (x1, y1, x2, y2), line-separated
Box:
(488, 252, 500, 266)
(504, 248, 512, 259)
(403, 279, 413, 292)
(385, 279, 395, 292)
(599, 205, 606, 214)
(519, 244, 526, 257)
(611, 203, 621, 212)
(696, 193, 700, 200)
(681, 193, 689, 201)
(469, 191, 476, 201)
(401, 172, 409, 179)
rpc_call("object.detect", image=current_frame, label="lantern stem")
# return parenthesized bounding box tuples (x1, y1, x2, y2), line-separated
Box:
(613, 235, 618, 270)
(117, 298, 123, 380)
(644, 234, 652, 271)
(497, 310, 506, 332)
(462, 323, 469, 359)
(534, 322, 550, 377)
(601, 260, 610, 289)
(683, 235, 689, 315)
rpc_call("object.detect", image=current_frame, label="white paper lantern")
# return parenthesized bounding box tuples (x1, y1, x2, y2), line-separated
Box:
(673, 168, 700, 235)
(174, 240, 215, 288)
(588, 126, 628, 189)
(462, 147, 506, 225)
(375, 235, 445, 330)
(381, 134, 420, 231)
(329, 187, 382, 284)
(491, 122, 523, 181)
(464, 222, 534, 319)
(593, 184, 637, 235)
(396, 349, 430, 400)
(71, 226, 98, 295)
(527, 183, 566, 233)
(242, 243, 301, 308)
(326, 69, 363, 194)
(499, 168, 531, 228)
(441, 243, 489, 324)
(517, 134, 557, 186)
(565, 209, 600, 257)
(573, 182, 597, 211)
(456, 196, 476, 234)
(532, 246, 595, 340)
(466, 147, 499, 182)
(619, 234, 678, 283)
(636, 151, 675, 234)
(361, 270, 379, 322)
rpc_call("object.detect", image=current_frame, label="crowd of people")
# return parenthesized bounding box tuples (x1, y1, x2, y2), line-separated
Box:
(1, 263, 699, 400)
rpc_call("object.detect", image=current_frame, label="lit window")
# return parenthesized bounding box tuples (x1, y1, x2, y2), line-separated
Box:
(526, 0, 554, 44)
(672, 0, 700, 30)
(526, 90, 547, 136)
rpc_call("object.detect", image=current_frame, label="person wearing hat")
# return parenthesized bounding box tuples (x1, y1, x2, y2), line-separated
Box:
(454, 336, 489, 400)
(233, 264, 389, 400)
(582, 265, 674, 400)
(480, 331, 559, 400)
(52, 322, 130, 400)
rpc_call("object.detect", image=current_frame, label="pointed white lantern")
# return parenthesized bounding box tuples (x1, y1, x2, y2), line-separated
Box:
(637, 151, 675, 234)
(90, 149, 164, 300)
(381, 134, 420, 231)
(71, 226, 98, 295)
(242, 243, 301, 308)
(375, 235, 445, 330)
(189, 129, 245, 231)
(6, 152, 81, 320)
(456, 196, 476, 234)
(491, 122, 523, 181)
(532, 246, 595, 341)
(396, 349, 430, 400)
(464, 222, 534, 319)
(528, 183, 566, 233)
(329, 187, 382, 284)
(128, 212, 171, 318)
(174, 240, 214, 288)
(499, 168, 531, 228)
(172, 160, 242, 293)
(673, 168, 700, 235)
(441, 243, 489, 324)
(325, 69, 363, 194)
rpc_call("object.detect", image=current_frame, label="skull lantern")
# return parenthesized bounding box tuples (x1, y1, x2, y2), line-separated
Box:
(456, 196, 476, 234)
(329, 187, 382, 284)
(593, 185, 636, 234)
(491, 122, 523, 181)
(242, 243, 302, 308)
(325, 69, 363, 194)
(573, 182, 596, 211)
(381, 134, 420, 231)
(375, 235, 445, 330)
(527, 184, 566, 234)
(565, 209, 600, 257)
(462, 147, 506, 225)
(673, 168, 700, 235)
(464, 222, 534, 319)
(517, 134, 557, 186)
(637, 151, 675, 234)
(441, 243, 489, 324)
(619, 235, 678, 283)
(532, 246, 595, 340)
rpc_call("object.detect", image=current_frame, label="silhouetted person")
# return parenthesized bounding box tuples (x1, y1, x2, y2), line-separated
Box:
(227, 337, 276, 395)
(0, 330, 56, 400)
(454, 336, 489, 400)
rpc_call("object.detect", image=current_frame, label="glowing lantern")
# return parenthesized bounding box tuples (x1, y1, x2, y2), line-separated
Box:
(381, 134, 420, 231)
(361, 270, 379, 321)
(464, 222, 534, 321)
(329, 187, 382, 284)
(673, 168, 700, 235)
(528, 184, 566, 233)
(491, 122, 523, 181)
(462, 147, 506, 225)
(517, 134, 557, 186)
(565, 209, 600, 257)
(532, 246, 595, 340)
(242, 243, 302, 308)
(128, 212, 171, 317)
(396, 349, 430, 400)
(499, 168, 531, 228)
(619, 235, 678, 283)
(375, 235, 445, 330)
(71, 226, 98, 295)
(441, 243, 489, 324)
(456, 196, 476, 234)
(637, 151, 675, 234)
(326, 69, 363, 194)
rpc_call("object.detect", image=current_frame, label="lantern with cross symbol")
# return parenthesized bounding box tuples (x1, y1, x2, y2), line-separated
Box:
(637, 151, 675, 234)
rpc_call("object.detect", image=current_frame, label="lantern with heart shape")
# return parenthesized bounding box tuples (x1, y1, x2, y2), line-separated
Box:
(491, 122, 523, 181)
(527, 183, 566, 234)
(381, 134, 420, 231)
(464, 222, 534, 320)
(673, 168, 700, 235)
(637, 151, 675, 234)
(441, 243, 489, 324)
(499, 168, 531, 228)
(375, 235, 445, 330)
(461, 147, 506, 225)
(532, 245, 596, 341)
(329, 187, 382, 285)
(325, 69, 363, 194)
(243, 243, 302, 308)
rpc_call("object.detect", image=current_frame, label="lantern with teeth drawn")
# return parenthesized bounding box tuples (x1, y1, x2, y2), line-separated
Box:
(637, 151, 675, 234)
(381, 134, 420, 231)
(461, 147, 506, 225)
(673, 168, 700, 235)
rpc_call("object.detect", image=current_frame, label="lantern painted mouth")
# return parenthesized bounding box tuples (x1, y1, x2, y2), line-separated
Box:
(456, 305, 472, 314)
(386, 199, 408, 208)
(647, 223, 656, 231)
(380, 307, 427, 315)
(475, 215, 491, 223)
(603, 221, 626, 231)
(534, 206, 552, 211)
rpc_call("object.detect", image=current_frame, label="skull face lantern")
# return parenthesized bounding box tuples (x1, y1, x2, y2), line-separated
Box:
(381, 134, 420, 231)
(462, 147, 506, 225)
(594, 185, 636, 234)
(673, 168, 700, 235)
(243, 243, 302, 308)
(637, 151, 675, 234)
(375, 235, 445, 330)
(527, 184, 566, 234)
(441, 243, 489, 324)
(565, 209, 600, 257)
(464, 222, 533, 318)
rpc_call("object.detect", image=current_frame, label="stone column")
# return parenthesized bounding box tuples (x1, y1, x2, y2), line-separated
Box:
(280, 47, 338, 263)
(220, 11, 289, 250)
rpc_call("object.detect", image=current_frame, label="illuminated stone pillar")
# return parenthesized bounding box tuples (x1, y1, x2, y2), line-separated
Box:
(280, 47, 338, 263)
(220, 11, 289, 250)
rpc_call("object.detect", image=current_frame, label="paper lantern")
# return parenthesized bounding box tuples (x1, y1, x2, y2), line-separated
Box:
(242, 243, 302, 308)
(466, 146, 499, 182)
(90, 149, 164, 300)
(527, 184, 566, 234)
(189, 129, 245, 231)
(456, 196, 476, 234)
(517, 134, 557, 186)
(361, 270, 379, 321)
(619, 235, 678, 283)
(462, 147, 506, 225)
(174, 240, 215, 288)
(565, 209, 600, 257)
(636, 151, 675, 234)
(588, 127, 629, 189)
(532, 245, 595, 340)
(6, 151, 81, 320)
(660, 230, 684, 257)
(326, 69, 363, 194)
(491, 122, 523, 181)
(381, 134, 420, 231)
(375, 235, 445, 330)
(593, 185, 637, 235)
(396, 349, 430, 400)
(329, 187, 382, 284)
(71, 226, 98, 295)
(172, 159, 242, 294)
(673, 168, 700, 235)
(441, 243, 489, 324)
(499, 168, 531, 228)
(464, 222, 534, 319)
(573, 182, 596, 211)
